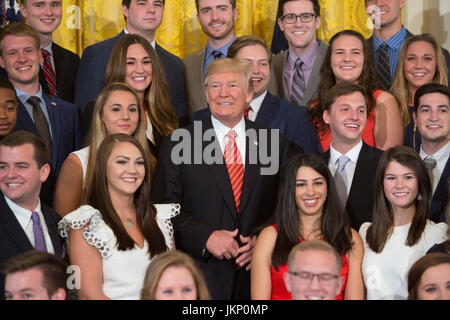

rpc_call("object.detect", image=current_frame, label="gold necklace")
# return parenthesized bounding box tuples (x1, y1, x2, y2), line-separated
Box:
(123, 218, 135, 229)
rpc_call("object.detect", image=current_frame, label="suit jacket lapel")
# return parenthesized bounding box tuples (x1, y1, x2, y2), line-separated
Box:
(303, 40, 326, 104)
(41, 206, 62, 258)
(347, 143, 372, 207)
(0, 195, 34, 253)
(42, 93, 60, 167)
(255, 93, 278, 127)
(16, 101, 39, 135)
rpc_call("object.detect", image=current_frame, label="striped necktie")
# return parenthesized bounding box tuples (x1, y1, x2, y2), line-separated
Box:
(291, 58, 305, 105)
(377, 43, 391, 91)
(41, 48, 57, 97)
(224, 130, 244, 212)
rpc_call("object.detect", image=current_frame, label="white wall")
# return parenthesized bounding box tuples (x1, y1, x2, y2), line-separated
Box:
(404, 0, 450, 51)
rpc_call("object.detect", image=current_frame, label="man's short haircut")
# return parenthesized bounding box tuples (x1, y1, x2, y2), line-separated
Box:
(196, 0, 236, 11)
(0, 76, 18, 99)
(0, 22, 41, 57)
(204, 58, 253, 92)
(227, 35, 272, 64)
(0, 131, 50, 168)
(413, 83, 450, 114)
(278, 0, 320, 18)
(0, 251, 68, 298)
(287, 240, 342, 274)
(122, 0, 165, 9)
(323, 82, 369, 112)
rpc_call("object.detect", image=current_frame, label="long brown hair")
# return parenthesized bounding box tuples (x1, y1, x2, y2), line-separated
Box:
(105, 34, 178, 137)
(391, 33, 448, 128)
(309, 30, 377, 134)
(366, 146, 431, 253)
(85, 134, 166, 255)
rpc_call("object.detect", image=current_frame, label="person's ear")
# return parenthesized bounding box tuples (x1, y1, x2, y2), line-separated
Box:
(50, 288, 66, 300)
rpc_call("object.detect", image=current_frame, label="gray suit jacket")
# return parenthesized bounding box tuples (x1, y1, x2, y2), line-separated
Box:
(271, 39, 328, 106)
(183, 48, 207, 117)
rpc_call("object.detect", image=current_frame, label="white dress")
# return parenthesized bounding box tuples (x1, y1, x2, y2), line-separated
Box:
(359, 220, 447, 300)
(71, 146, 89, 187)
(58, 203, 180, 300)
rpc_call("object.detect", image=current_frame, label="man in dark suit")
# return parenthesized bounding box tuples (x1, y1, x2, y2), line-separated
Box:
(412, 83, 449, 223)
(271, 0, 327, 107)
(74, 0, 187, 124)
(321, 83, 383, 231)
(0, 131, 64, 299)
(18, 0, 79, 103)
(0, 22, 82, 206)
(151, 58, 297, 299)
(194, 35, 321, 154)
(365, 0, 450, 90)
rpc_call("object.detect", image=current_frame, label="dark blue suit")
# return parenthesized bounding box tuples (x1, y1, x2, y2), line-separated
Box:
(430, 156, 449, 223)
(193, 92, 321, 154)
(74, 31, 187, 125)
(12, 93, 82, 206)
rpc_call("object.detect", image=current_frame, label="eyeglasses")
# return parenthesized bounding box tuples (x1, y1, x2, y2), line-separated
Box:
(281, 13, 316, 24)
(288, 271, 339, 286)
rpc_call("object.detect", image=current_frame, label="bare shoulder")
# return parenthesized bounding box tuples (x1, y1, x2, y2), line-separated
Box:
(376, 91, 398, 106)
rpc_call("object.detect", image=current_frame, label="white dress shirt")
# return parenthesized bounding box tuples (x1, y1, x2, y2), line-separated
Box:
(419, 140, 450, 194)
(211, 115, 246, 168)
(328, 140, 363, 195)
(248, 90, 267, 121)
(4, 195, 55, 254)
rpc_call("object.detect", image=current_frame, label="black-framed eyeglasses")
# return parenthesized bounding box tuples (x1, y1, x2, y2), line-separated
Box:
(281, 13, 316, 24)
(288, 271, 339, 286)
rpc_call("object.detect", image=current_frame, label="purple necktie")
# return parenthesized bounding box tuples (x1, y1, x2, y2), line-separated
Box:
(291, 58, 305, 105)
(31, 211, 48, 252)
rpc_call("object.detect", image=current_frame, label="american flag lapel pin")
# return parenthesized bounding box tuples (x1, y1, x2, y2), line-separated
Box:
(51, 101, 57, 107)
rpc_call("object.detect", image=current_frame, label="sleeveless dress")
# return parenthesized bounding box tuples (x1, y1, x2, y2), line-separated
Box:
(58, 203, 180, 300)
(71, 146, 89, 187)
(270, 225, 349, 300)
(311, 90, 382, 151)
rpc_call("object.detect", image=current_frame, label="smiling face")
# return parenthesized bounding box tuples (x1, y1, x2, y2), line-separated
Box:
(278, 0, 320, 56)
(154, 266, 198, 300)
(0, 143, 50, 211)
(330, 35, 364, 84)
(234, 44, 270, 98)
(20, 0, 62, 36)
(294, 165, 327, 218)
(416, 263, 450, 300)
(0, 88, 18, 137)
(125, 43, 153, 96)
(404, 41, 437, 92)
(414, 92, 450, 149)
(101, 90, 139, 136)
(284, 249, 343, 300)
(197, 0, 237, 43)
(106, 141, 145, 199)
(0, 35, 42, 92)
(123, 0, 164, 36)
(383, 160, 419, 211)
(205, 71, 253, 128)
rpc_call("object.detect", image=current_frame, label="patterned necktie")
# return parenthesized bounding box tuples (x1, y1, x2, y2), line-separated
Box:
(211, 50, 223, 60)
(224, 130, 244, 212)
(334, 155, 351, 208)
(1, 0, 6, 28)
(31, 211, 48, 252)
(27, 96, 52, 158)
(423, 157, 437, 188)
(41, 48, 57, 97)
(291, 58, 305, 105)
(377, 43, 391, 91)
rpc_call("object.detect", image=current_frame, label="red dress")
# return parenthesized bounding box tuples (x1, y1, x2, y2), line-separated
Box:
(270, 225, 348, 300)
(311, 90, 383, 151)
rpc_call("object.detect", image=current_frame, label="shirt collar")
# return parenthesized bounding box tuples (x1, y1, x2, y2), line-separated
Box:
(15, 85, 44, 106)
(40, 41, 53, 56)
(250, 90, 267, 118)
(329, 139, 363, 166)
(286, 40, 319, 70)
(4, 194, 41, 228)
(420, 140, 450, 172)
(123, 28, 156, 49)
(372, 26, 407, 51)
(211, 114, 246, 140)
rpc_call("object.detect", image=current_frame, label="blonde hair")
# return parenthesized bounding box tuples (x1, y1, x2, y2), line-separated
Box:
(141, 250, 211, 300)
(105, 34, 178, 137)
(204, 58, 253, 92)
(391, 34, 448, 128)
(81, 82, 151, 203)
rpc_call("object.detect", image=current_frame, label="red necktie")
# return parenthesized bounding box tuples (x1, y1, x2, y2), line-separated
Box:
(244, 106, 251, 119)
(41, 48, 57, 97)
(224, 130, 244, 212)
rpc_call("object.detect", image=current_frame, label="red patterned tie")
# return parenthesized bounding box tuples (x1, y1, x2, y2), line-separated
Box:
(244, 106, 251, 119)
(224, 130, 244, 212)
(41, 48, 57, 97)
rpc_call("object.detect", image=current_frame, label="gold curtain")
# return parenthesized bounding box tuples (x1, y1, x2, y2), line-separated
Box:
(53, 0, 374, 59)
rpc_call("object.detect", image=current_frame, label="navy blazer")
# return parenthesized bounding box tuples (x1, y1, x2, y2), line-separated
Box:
(0, 194, 64, 298)
(74, 31, 187, 125)
(193, 92, 321, 154)
(322, 142, 383, 231)
(12, 93, 82, 205)
(430, 156, 449, 223)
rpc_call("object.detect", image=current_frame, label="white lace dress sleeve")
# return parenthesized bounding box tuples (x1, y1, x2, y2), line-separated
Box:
(58, 205, 114, 259)
(153, 203, 180, 250)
